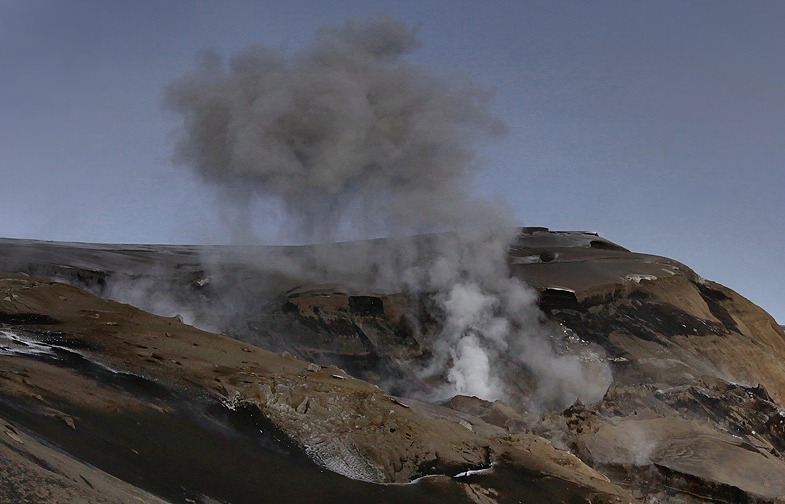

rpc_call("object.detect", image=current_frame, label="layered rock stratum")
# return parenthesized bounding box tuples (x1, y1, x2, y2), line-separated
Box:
(1, 229, 783, 503)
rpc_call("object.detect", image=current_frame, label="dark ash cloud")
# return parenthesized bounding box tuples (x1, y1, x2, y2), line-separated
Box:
(165, 17, 507, 242)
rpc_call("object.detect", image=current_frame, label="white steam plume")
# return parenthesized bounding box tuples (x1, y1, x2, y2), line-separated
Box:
(165, 17, 610, 409)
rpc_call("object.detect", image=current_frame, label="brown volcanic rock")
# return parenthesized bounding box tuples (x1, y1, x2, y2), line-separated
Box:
(3, 229, 785, 503)
(550, 278, 784, 381)
(240, 230, 785, 502)
(512, 236, 785, 502)
(532, 384, 785, 503)
(447, 395, 526, 430)
(0, 274, 634, 503)
(537, 267, 785, 405)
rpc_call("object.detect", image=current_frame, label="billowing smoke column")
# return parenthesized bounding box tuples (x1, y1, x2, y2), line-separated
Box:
(166, 18, 610, 409)
(166, 18, 506, 241)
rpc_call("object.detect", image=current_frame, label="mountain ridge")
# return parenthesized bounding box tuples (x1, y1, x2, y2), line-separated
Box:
(2, 229, 784, 502)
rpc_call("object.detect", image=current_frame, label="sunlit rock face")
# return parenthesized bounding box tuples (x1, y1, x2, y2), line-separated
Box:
(1, 228, 784, 503)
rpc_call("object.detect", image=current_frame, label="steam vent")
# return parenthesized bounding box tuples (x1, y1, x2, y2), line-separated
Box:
(2, 228, 785, 503)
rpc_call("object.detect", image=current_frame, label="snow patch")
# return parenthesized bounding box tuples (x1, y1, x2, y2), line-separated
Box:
(0, 330, 55, 357)
(454, 463, 495, 478)
(544, 286, 575, 293)
(304, 436, 386, 482)
(0, 330, 139, 377)
(625, 274, 657, 284)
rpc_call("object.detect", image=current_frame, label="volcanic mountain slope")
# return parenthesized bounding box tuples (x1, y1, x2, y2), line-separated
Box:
(0, 273, 630, 503)
(1, 228, 785, 503)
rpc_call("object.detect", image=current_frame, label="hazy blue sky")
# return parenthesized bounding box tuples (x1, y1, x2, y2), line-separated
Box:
(1, 1, 783, 321)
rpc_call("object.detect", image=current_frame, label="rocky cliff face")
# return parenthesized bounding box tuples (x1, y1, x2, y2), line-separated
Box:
(1, 229, 783, 503)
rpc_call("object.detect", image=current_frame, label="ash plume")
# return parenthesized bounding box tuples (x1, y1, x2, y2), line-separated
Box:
(165, 17, 610, 410)
(165, 17, 506, 241)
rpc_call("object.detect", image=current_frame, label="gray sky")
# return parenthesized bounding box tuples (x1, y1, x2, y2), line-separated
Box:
(1, 1, 783, 321)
